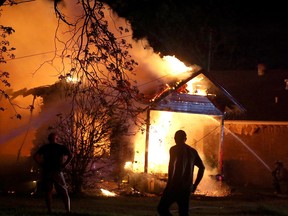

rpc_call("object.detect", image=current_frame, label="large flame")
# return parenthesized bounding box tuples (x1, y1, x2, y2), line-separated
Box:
(130, 111, 231, 196)
(162, 56, 207, 96)
(186, 76, 207, 96)
(132, 111, 222, 174)
(147, 111, 173, 173)
(162, 55, 193, 75)
(126, 56, 232, 197)
(131, 56, 211, 174)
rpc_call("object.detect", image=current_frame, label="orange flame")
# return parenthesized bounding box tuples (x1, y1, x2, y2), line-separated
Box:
(162, 55, 193, 75)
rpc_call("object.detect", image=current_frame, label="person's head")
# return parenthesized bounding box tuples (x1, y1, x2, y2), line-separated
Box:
(174, 130, 187, 145)
(275, 161, 283, 168)
(48, 132, 58, 143)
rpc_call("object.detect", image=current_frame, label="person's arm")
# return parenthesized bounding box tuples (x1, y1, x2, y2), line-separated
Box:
(33, 150, 43, 166)
(168, 148, 175, 180)
(193, 164, 205, 188)
(164, 147, 176, 191)
(63, 150, 73, 169)
(192, 154, 205, 193)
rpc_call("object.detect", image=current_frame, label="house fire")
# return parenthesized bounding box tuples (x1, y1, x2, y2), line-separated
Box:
(127, 67, 245, 195)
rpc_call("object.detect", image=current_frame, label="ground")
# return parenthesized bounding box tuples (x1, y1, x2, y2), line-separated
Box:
(0, 188, 288, 216)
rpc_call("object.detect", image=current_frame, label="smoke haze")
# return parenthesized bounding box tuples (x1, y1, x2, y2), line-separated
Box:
(0, 0, 188, 156)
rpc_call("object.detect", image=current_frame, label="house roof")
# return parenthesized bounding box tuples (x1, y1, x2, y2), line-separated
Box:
(208, 69, 288, 121)
(147, 69, 246, 118)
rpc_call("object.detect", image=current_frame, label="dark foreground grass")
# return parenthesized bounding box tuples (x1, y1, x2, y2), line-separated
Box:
(1, 192, 288, 216)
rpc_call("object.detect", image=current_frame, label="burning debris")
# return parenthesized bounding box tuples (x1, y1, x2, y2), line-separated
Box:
(87, 172, 231, 198)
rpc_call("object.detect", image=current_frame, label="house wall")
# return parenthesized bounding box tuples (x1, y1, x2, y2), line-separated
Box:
(222, 121, 288, 189)
(132, 110, 223, 174)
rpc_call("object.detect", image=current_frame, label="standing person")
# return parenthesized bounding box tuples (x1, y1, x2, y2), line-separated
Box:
(33, 132, 73, 214)
(157, 130, 205, 216)
(272, 161, 288, 194)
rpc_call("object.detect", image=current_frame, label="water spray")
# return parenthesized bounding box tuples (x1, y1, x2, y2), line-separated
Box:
(226, 128, 272, 172)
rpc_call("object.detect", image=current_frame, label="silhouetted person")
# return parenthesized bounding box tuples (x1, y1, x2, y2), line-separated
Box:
(272, 161, 288, 194)
(33, 132, 73, 214)
(157, 130, 205, 216)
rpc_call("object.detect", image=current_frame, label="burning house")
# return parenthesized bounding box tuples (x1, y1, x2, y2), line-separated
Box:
(128, 68, 245, 195)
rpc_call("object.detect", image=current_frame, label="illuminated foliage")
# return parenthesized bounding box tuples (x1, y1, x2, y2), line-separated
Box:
(47, 1, 143, 193)
(0, 9, 20, 118)
(47, 80, 135, 193)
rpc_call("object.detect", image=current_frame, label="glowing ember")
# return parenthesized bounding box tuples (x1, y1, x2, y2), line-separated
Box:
(100, 188, 117, 197)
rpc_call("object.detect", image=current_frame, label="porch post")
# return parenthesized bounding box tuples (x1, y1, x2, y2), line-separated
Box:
(218, 115, 224, 175)
(144, 109, 151, 173)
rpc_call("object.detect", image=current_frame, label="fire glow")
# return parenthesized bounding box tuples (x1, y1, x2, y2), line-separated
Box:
(130, 111, 232, 196)
(132, 111, 222, 174)
(124, 56, 233, 196)
(100, 188, 117, 197)
(130, 56, 214, 174)
(162, 55, 193, 75)
(1, 0, 231, 196)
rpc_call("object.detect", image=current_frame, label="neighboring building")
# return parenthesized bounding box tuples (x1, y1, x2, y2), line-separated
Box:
(209, 69, 288, 188)
(210, 69, 288, 121)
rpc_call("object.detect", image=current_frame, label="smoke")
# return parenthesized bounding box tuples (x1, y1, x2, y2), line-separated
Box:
(103, 7, 193, 93)
(0, 100, 69, 144)
(62, 1, 191, 92)
(1, 1, 58, 156)
(1, 0, 193, 157)
(1, 0, 60, 89)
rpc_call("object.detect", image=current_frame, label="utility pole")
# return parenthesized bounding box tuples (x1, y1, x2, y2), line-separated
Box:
(207, 29, 212, 72)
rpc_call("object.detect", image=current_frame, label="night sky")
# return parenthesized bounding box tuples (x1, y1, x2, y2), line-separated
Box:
(103, 0, 288, 70)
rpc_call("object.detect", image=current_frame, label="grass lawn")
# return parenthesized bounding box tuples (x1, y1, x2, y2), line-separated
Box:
(0, 192, 288, 216)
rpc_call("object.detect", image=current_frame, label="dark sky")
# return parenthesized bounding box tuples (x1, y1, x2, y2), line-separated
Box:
(103, 0, 288, 70)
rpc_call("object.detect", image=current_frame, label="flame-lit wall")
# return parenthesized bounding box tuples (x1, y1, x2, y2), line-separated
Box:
(223, 121, 288, 189)
(131, 110, 223, 174)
